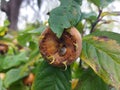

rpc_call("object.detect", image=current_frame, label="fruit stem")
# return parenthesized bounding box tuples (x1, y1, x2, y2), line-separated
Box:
(79, 58, 82, 67)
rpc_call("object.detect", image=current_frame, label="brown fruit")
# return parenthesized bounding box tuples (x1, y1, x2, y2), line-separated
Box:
(23, 73, 35, 86)
(0, 43, 8, 55)
(39, 27, 82, 67)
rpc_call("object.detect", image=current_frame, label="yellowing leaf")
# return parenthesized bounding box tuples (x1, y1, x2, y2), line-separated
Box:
(72, 79, 79, 89)
(0, 27, 8, 37)
(81, 33, 120, 89)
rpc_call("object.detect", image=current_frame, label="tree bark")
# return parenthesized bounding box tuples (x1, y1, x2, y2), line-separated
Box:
(1, 0, 23, 30)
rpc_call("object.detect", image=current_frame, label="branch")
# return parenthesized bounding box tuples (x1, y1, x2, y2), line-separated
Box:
(90, 9, 102, 33)
(1, 0, 23, 30)
(0, 0, 8, 12)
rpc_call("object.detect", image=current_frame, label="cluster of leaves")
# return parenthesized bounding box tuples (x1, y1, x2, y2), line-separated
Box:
(0, 23, 45, 90)
(0, 0, 120, 90)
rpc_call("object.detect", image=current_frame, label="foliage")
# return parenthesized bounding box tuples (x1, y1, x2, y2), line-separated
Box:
(33, 61, 71, 90)
(0, 0, 120, 90)
(49, 0, 81, 38)
(88, 0, 114, 8)
(74, 68, 109, 90)
(0, 20, 9, 37)
(4, 67, 28, 88)
(81, 33, 120, 89)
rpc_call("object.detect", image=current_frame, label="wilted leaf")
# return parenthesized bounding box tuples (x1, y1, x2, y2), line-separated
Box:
(32, 61, 71, 90)
(101, 12, 120, 17)
(91, 31, 120, 44)
(4, 67, 28, 88)
(74, 68, 109, 90)
(81, 32, 120, 89)
(49, 0, 81, 38)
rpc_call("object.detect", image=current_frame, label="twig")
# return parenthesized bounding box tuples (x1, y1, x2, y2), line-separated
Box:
(79, 58, 82, 67)
(90, 9, 102, 33)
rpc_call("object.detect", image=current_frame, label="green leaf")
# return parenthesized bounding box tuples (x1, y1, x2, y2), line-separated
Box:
(29, 41, 38, 50)
(17, 33, 32, 46)
(0, 52, 28, 71)
(81, 33, 120, 89)
(74, 68, 109, 90)
(4, 20, 10, 27)
(76, 22, 84, 33)
(72, 62, 82, 79)
(49, 0, 81, 38)
(82, 12, 97, 22)
(9, 82, 29, 90)
(28, 25, 46, 34)
(0, 79, 2, 90)
(74, 0, 82, 5)
(32, 61, 71, 90)
(4, 67, 28, 88)
(0, 79, 6, 90)
(59, 0, 74, 6)
(60, 0, 82, 6)
(88, 0, 114, 8)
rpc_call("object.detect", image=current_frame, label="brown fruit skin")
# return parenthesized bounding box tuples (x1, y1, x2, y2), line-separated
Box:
(0, 43, 8, 55)
(39, 27, 82, 67)
(23, 73, 35, 86)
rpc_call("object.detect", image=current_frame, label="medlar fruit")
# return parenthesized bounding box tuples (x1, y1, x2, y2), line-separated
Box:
(0, 43, 8, 55)
(23, 73, 35, 86)
(39, 27, 82, 67)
